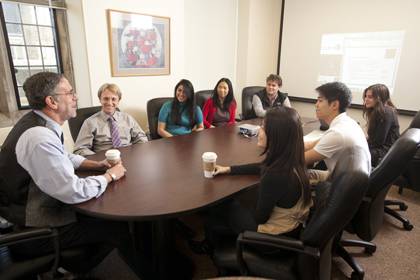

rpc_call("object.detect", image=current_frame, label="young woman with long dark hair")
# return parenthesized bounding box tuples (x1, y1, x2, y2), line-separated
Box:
(202, 78, 237, 128)
(363, 84, 400, 166)
(158, 79, 204, 137)
(191, 107, 312, 254)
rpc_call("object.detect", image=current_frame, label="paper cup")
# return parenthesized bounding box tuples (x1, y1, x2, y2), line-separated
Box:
(105, 149, 121, 165)
(202, 152, 217, 178)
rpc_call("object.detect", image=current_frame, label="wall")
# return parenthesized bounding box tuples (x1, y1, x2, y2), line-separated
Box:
(67, 0, 241, 129)
(236, 0, 282, 112)
(66, 0, 92, 108)
(66, 0, 412, 132)
(184, 0, 238, 92)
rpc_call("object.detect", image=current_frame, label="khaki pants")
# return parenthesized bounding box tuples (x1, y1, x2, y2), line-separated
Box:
(308, 169, 330, 185)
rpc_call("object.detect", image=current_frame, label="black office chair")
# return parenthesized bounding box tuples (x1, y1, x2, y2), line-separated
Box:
(337, 128, 420, 280)
(212, 146, 369, 280)
(195, 90, 213, 110)
(241, 86, 264, 120)
(146, 97, 172, 140)
(396, 110, 420, 193)
(68, 106, 102, 141)
(0, 226, 111, 279)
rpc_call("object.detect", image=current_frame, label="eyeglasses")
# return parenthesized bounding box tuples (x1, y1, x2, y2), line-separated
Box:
(52, 90, 77, 98)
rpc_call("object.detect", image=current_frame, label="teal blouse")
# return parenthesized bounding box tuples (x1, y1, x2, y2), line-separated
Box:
(158, 101, 203, 136)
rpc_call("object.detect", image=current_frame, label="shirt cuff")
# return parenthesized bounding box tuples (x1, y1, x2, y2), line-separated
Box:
(71, 154, 86, 169)
(92, 175, 108, 198)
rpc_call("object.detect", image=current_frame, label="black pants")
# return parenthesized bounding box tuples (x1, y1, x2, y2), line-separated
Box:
(205, 199, 301, 255)
(11, 214, 150, 277)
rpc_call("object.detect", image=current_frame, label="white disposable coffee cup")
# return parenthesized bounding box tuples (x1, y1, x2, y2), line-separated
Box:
(202, 152, 217, 178)
(105, 149, 121, 165)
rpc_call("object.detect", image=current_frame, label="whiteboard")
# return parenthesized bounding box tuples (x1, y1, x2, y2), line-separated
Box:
(278, 0, 420, 112)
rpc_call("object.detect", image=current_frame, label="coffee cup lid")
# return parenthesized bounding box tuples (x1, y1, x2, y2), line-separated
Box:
(202, 152, 217, 161)
(105, 149, 121, 158)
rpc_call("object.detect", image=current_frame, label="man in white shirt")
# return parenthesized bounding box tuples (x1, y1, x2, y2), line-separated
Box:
(304, 82, 371, 182)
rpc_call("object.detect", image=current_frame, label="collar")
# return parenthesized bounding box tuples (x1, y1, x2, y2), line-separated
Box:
(329, 112, 347, 128)
(33, 110, 63, 140)
(99, 110, 120, 122)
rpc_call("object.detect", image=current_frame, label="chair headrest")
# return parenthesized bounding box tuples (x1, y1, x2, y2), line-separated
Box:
(368, 128, 420, 196)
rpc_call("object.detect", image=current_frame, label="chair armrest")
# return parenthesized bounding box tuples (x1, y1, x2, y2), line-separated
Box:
(0, 227, 56, 247)
(238, 230, 320, 257)
(236, 230, 320, 275)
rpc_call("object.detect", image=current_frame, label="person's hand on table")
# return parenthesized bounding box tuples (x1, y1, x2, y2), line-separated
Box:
(97, 159, 111, 170)
(105, 163, 127, 182)
(214, 165, 231, 176)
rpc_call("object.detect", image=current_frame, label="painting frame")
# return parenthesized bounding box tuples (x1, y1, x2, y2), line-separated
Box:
(107, 9, 170, 77)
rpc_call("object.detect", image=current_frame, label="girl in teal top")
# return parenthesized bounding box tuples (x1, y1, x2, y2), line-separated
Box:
(158, 79, 204, 137)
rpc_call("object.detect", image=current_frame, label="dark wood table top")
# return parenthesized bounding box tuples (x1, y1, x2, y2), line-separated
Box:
(74, 118, 319, 221)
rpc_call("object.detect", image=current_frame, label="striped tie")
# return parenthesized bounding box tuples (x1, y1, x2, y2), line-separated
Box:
(108, 117, 121, 148)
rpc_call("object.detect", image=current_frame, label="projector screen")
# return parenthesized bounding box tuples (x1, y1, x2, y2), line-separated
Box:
(278, 0, 420, 112)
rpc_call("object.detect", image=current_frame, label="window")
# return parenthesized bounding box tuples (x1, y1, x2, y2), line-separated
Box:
(1, 1, 62, 108)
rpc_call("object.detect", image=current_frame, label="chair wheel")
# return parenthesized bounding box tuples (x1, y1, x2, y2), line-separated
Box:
(403, 221, 414, 231)
(351, 271, 364, 280)
(400, 204, 408, 211)
(364, 246, 376, 255)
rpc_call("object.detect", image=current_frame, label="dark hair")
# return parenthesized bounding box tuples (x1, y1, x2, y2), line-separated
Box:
(316, 82, 352, 113)
(171, 79, 196, 127)
(266, 74, 282, 87)
(261, 107, 311, 206)
(212, 78, 236, 111)
(23, 72, 64, 110)
(363, 84, 397, 135)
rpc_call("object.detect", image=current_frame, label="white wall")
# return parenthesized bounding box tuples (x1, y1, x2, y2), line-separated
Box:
(66, 0, 92, 108)
(67, 0, 244, 129)
(236, 0, 282, 112)
(184, 0, 238, 91)
(66, 0, 413, 132)
(67, 0, 186, 129)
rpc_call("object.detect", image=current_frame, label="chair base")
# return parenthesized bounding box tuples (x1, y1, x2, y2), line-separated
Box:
(336, 237, 377, 280)
(385, 199, 408, 211)
(336, 244, 365, 280)
(340, 239, 377, 255)
(384, 205, 414, 230)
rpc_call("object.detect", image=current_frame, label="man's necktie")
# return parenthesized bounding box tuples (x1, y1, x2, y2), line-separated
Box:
(108, 117, 121, 148)
(60, 133, 64, 144)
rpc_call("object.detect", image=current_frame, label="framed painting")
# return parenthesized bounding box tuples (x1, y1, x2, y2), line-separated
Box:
(107, 9, 170, 76)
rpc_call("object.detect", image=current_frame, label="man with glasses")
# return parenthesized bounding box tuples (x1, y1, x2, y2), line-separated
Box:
(0, 72, 147, 277)
(74, 83, 148, 156)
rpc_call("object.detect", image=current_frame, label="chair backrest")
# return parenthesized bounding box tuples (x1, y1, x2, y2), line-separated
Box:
(297, 146, 369, 280)
(241, 86, 264, 120)
(351, 128, 420, 240)
(302, 146, 370, 248)
(409, 110, 420, 129)
(195, 90, 213, 109)
(146, 97, 173, 140)
(68, 106, 102, 141)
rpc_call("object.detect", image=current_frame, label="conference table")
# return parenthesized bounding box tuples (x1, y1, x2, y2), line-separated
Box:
(74, 117, 320, 279)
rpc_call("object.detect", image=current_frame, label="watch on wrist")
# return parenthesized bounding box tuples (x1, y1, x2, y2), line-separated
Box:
(106, 170, 117, 181)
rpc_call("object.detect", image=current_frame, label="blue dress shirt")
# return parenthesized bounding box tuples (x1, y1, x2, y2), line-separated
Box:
(15, 110, 108, 204)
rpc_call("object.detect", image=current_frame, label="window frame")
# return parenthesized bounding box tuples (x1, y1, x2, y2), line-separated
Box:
(0, 0, 72, 127)
(0, 2, 64, 109)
